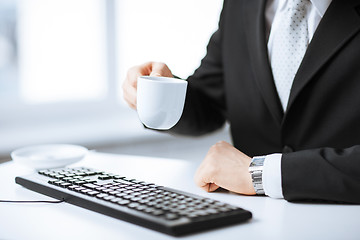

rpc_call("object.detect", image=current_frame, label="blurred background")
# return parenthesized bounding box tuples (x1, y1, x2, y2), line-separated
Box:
(0, 0, 230, 163)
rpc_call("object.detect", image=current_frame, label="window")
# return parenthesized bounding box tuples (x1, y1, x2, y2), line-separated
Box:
(0, 0, 17, 103)
(0, 0, 118, 154)
(116, 0, 223, 100)
(18, 0, 107, 104)
(0, 0, 224, 155)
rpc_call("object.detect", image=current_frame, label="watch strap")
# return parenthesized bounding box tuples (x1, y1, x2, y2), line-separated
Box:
(249, 156, 266, 195)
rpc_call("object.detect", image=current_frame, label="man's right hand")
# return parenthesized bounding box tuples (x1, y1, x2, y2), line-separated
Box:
(122, 62, 173, 109)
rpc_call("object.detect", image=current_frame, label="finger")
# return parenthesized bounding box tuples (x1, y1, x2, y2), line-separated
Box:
(149, 72, 162, 77)
(194, 168, 218, 192)
(126, 63, 151, 88)
(198, 182, 219, 192)
(123, 94, 136, 109)
(123, 83, 137, 109)
(126, 70, 141, 89)
(208, 183, 220, 192)
(150, 62, 173, 78)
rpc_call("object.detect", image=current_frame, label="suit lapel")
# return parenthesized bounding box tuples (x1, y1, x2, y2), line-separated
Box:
(286, 0, 360, 113)
(243, 0, 284, 125)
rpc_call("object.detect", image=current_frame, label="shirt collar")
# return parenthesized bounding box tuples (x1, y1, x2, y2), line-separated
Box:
(311, 0, 332, 17)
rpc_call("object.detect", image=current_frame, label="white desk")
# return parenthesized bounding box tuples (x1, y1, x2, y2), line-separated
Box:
(1, 152, 359, 240)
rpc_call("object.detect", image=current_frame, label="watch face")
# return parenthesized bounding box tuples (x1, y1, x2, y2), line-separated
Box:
(251, 157, 265, 167)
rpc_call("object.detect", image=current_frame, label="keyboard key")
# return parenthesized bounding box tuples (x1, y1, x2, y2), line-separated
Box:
(147, 202, 157, 207)
(205, 208, 220, 214)
(60, 182, 72, 188)
(103, 189, 114, 193)
(48, 173, 58, 178)
(132, 188, 143, 192)
(68, 185, 79, 191)
(152, 210, 165, 216)
(87, 191, 100, 196)
(75, 187, 86, 192)
(79, 177, 91, 181)
(218, 207, 233, 212)
(187, 213, 199, 219)
(109, 191, 120, 195)
(81, 189, 92, 194)
(142, 182, 155, 186)
(130, 197, 141, 202)
(130, 180, 145, 184)
(38, 170, 48, 175)
(103, 195, 116, 201)
(161, 206, 171, 211)
(74, 181, 86, 185)
(139, 199, 150, 204)
(64, 173, 76, 177)
(135, 205, 147, 211)
(54, 180, 65, 185)
(83, 183, 98, 189)
(116, 193, 127, 198)
(110, 197, 122, 203)
(214, 201, 226, 207)
(117, 200, 130, 206)
(96, 193, 109, 199)
(54, 175, 65, 179)
(98, 175, 112, 180)
(114, 179, 133, 185)
(144, 207, 155, 214)
(48, 180, 58, 185)
(130, 192, 141, 197)
(62, 177, 74, 182)
(128, 203, 140, 209)
(164, 213, 179, 220)
(113, 175, 125, 179)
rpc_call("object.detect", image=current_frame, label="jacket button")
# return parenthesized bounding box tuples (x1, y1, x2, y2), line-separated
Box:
(282, 145, 294, 153)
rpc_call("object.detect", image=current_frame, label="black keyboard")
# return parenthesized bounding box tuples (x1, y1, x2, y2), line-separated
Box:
(15, 167, 252, 236)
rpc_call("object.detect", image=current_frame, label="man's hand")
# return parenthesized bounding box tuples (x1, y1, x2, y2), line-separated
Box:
(194, 141, 256, 195)
(122, 62, 173, 109)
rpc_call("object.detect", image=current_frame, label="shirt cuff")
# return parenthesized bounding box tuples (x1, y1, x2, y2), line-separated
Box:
(262, 153, 283, 198)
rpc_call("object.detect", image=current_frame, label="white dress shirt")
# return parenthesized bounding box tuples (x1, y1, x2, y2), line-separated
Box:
(262, 0, 332, 198)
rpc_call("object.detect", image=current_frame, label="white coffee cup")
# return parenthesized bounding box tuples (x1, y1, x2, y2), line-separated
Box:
(137, 76, 188, 130)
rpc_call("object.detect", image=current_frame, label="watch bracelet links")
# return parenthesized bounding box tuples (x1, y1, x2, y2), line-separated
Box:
(250, 156, 266, 195)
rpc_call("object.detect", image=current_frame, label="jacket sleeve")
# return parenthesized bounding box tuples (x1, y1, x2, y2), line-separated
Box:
(169, 1, 228, 136)
(282, 145, 360, 204)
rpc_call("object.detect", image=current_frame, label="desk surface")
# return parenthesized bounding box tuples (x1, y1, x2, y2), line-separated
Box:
(1, 152, 359, 240)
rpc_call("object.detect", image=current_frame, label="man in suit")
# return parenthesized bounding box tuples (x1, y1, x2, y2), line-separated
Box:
(123, 0, 360, 203)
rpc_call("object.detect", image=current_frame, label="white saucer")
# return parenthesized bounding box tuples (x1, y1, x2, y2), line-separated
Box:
(11, 144, 88, 170)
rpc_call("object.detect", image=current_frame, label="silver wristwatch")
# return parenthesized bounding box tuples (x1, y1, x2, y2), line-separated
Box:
(249, 156, 266, 195)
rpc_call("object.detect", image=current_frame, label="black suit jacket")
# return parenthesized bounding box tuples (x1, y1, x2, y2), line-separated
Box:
(170, 0, 360, 203)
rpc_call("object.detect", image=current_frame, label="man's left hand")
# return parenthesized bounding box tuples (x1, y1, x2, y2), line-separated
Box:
(194, 141, 256, 195)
